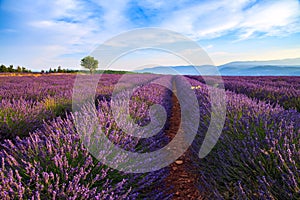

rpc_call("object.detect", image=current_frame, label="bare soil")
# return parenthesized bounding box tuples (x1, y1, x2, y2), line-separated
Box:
(164, 88, 203, 200)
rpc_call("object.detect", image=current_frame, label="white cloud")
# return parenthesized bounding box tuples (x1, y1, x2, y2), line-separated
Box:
(1, 0, 128, 69)
(161, 0, 246, 39)
(238, 0, 300, 39)
(161, 0, 300, 40)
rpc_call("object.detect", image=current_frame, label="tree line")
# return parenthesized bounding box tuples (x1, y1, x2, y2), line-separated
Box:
(42, 66, 78, 74)
(1, 56, 135, 74)
(0, 65, 31, 73)
(43, 56, 133, 74)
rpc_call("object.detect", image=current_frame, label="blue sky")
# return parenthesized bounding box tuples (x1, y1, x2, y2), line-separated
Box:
(0, 0, 300, 71)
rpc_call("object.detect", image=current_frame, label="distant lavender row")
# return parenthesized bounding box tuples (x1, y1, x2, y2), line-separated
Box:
(188, 75, 300, 112)
(223, 76, 300, 90)
(186, 77, 300, 199)
(223, 76, 300, 112)
(0, 75, 74, 101)
(0, 74, 160, 101)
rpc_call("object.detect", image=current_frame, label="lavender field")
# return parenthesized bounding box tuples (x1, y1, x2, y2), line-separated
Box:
(0, 74, 299, 199)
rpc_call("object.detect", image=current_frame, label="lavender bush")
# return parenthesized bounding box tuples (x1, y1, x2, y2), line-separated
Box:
(187, 77, 300, 199)
(0, 115, 136, 199)
(188, 76, 300, 112)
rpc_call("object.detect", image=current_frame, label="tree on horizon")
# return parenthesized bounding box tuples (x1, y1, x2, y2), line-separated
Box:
(80, 56, 99, 74)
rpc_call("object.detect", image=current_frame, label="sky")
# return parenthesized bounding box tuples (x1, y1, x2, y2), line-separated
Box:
(0, 0, 300, 71)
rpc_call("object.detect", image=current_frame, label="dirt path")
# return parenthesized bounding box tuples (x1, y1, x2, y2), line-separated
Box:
(164, 84, 203, 200)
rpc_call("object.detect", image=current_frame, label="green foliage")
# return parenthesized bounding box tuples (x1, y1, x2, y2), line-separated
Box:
(97, 69, 135, 74)
(17, 66, 22, 73)
(0, 64, 31, 73)
(0, 64, 7, 72)
(44, 67, 78, 74)
(42, 97, 72, 117)
(80, 56, 99, 74)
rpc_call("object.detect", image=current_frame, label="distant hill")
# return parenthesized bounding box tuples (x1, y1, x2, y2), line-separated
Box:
(135, 65, 217, 75)
(219, 57, 300, 67)
(135, 58, 300, 76)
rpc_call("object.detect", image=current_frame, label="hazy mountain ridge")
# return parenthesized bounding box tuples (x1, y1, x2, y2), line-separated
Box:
(135, 58, 300, 76)
(219, 57, 300, 67)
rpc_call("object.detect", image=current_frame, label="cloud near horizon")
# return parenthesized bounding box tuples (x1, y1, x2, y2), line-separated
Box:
(0, 0, 300, 70)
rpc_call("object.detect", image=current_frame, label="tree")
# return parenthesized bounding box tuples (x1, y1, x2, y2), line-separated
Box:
(8, 65, 14, 72)
(0, 65, 7, 72)
(57, 66, 62, 73)
(17, 66, 22, 73)
(80, 56, 98, 74)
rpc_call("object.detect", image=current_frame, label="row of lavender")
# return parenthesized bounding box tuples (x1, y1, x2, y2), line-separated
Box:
(188, 76, 300, 112)
(0, 75, 74, 140)
(222, 76, 300, 90)
(0, 74, 173, 199)
(0, 74, 161, 141)
(186, 76, 300, 199)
